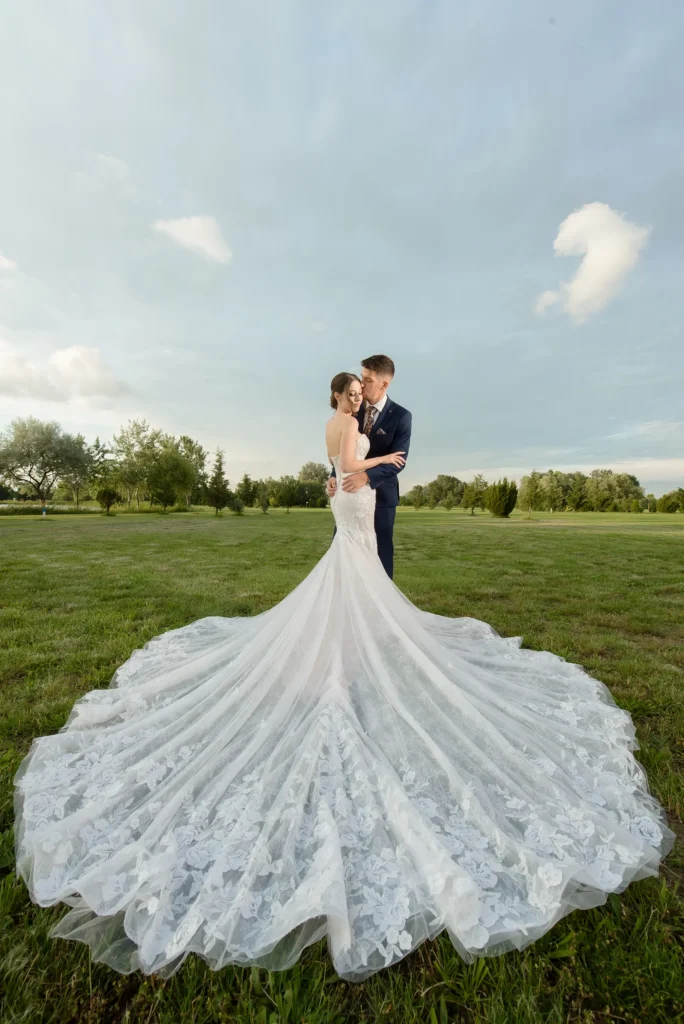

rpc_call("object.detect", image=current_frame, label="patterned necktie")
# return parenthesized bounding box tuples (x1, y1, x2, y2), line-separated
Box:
(363, 405, 376, 436)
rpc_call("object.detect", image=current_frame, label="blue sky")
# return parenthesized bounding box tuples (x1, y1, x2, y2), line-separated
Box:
(1, 0, 682, 494)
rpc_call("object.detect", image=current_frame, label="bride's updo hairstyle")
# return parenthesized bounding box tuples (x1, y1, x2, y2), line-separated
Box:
(330, 372, 361, 409)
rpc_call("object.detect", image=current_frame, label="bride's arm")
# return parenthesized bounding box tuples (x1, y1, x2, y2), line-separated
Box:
(339, 422, 405, 474)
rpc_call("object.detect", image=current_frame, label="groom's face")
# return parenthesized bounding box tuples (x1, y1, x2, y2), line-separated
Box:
(361, 369, 390, 406)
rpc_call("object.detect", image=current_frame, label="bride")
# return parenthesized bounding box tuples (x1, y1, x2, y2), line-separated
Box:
(14, 372, 672, 981)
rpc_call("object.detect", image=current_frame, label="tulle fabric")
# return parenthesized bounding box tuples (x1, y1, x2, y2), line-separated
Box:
(14, 440, 673, 980)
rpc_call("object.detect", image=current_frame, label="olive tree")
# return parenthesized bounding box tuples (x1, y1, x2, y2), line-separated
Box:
(0, 417, 79, 502)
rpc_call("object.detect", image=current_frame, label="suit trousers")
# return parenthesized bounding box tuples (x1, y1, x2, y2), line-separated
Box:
(374, 505, 397, 579)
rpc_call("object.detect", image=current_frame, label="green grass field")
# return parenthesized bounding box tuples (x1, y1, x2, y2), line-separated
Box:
(1, 508, 682, 1024)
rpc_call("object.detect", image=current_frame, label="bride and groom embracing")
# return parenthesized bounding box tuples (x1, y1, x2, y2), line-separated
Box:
(14, 353, 672, 981)
(325, 353, 412, 579)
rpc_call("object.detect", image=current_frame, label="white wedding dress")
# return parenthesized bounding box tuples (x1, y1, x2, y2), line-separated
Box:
(15, 434, 672, 981)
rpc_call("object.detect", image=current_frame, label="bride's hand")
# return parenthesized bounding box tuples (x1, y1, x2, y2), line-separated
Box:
(382, 451, 406, 468)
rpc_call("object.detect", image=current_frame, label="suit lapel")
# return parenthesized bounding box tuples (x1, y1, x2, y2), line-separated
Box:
(371, 397, 393, 437)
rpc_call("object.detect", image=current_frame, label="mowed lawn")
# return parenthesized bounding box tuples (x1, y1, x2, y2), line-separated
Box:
(0, 508, 682, 1024)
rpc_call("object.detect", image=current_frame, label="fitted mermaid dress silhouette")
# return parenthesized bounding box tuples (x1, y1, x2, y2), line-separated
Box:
(15, 435, 672, 979)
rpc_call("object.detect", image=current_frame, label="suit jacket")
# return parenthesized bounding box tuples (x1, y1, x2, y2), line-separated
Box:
(331, 397, 412, 508)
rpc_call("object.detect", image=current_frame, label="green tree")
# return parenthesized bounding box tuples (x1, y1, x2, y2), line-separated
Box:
(298, 462, 329, 486)
(147, 447, 195, 511)
(0, 417, 78, 501)
(485, 478, 518, 518)
(647, 494, 657, 513)
(585, 470, 613, 511)
(96, 486, 120, 514)
(517, 471, 544, 517)
(566, 472, 588, 512)
(540, 471, 565, 512)
(254, 477, 280, 509)
(426, 475, 464, 506)
(299, 481, 326, 507)
(473, 474, 488, 510)
(461, 482, 477, 515)
(256, 482, 270, 513)
(176, 435, 208, 508)
(411, 485, 426, 510)
(275, 476, 300, 513)
(236, 473, 256, 507)
(205, 450, 232, 515)
(615, 472, 645, 502)
(462, 474, 488, 515)
(401, 476, 464, 507)
(443, 495, 455, 511)
(657, 492, 679, 513)
(631, 498, 641, 513)
(88, 437, 114, 489)
(584, 469, 644, 511)
(59, 433, 94, 507)
(112, 419, 167, 507)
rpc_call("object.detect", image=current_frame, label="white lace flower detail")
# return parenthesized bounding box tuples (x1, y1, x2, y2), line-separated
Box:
(629, 816, 663, 847)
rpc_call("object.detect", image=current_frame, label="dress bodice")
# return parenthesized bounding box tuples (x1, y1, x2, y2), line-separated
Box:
(330, 433, 370, 479)
(330, 432, 376, 549)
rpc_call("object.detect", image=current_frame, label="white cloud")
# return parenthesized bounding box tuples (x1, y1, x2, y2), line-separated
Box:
(0, 340, 132, 401)
(535, 202, 649, 322)
(152, 216, 232, 264)
(533, 290, 559, 316)
(0, 250, 17, 271)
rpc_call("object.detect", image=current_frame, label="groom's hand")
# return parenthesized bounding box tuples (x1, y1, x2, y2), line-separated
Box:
(326, 478, 337, 497)
(342, 473, 369, 493)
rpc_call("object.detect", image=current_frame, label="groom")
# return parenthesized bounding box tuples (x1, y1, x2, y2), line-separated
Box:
(327, 354, 412, 579)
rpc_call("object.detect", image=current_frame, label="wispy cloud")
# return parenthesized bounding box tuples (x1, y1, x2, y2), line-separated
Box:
(535, 202, 649, 322)
(607, 420, 684, 441)
(0, 250, 17, 271)
(95, 153, 130, 181)
(73, 153, 134, 198)
(0, 340, 132, 401)
(153, 216, 232, 264)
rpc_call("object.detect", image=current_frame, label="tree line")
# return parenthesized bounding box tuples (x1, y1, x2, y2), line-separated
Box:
(402, 469, 684, 514)
(400, 475, 519, 517)
(2, 416, 682, 518)
(0, 417, 329, 514)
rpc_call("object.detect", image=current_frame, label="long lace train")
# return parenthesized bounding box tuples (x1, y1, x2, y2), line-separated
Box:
(14, 437, 673, 980)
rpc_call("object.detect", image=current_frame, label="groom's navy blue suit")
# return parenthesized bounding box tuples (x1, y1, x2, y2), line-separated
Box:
(332, 397, 412, 579)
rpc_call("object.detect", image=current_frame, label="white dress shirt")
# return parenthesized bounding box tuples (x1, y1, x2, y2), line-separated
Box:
(367, 394, 388, 416)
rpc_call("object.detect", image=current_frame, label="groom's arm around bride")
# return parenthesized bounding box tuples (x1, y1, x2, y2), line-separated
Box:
(341, 400, 412, 499)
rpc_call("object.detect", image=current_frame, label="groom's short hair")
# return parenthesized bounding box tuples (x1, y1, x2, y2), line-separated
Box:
(361, 354, 395, 379)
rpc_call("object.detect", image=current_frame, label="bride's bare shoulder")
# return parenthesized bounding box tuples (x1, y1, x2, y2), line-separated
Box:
(325, 415, 342, 449)
(342, 416, 360, 434)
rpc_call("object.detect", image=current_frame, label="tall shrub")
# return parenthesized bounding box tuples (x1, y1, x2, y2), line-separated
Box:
(486, 478, 518, 518)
